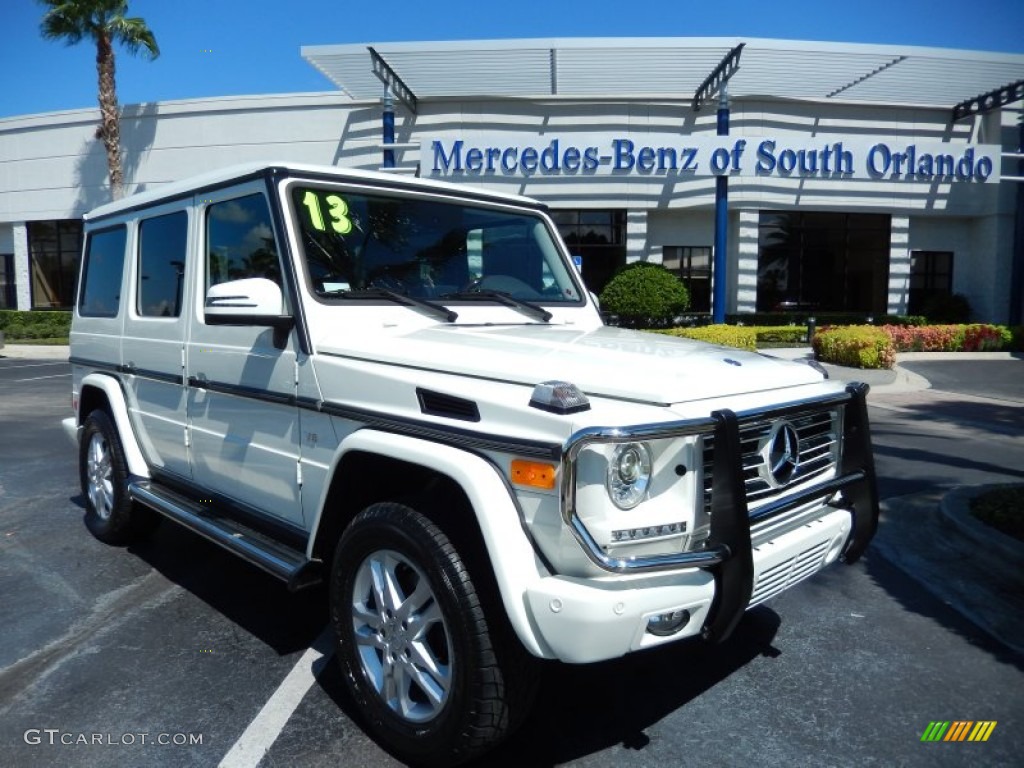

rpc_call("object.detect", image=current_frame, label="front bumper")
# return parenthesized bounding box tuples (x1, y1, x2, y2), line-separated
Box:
(526, 504, 853, 663)
(62, 416, 81, 448)
(545, 383, 879, 658)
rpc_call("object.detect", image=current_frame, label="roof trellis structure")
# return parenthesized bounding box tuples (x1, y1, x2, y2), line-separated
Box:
(301, 37, 1024, 110)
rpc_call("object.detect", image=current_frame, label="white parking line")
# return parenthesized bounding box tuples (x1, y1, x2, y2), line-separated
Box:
(0, 362, 66, 370)
(12, 373, 72, 382)
(218, 626, 335, 768)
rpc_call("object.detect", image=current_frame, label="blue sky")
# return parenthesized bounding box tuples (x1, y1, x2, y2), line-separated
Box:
(2, 0, 1022, 119)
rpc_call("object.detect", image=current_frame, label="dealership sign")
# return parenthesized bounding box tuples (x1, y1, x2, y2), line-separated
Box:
(426, 134, 1000, 183)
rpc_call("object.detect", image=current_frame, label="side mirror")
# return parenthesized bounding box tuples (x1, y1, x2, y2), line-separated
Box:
(205, 278, 293, 330)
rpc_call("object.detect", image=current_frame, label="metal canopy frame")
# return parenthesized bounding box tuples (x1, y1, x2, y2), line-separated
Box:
(692, 43, 745, 111)
(368, 46, 418, 113)
(952, 79, 1024, 121)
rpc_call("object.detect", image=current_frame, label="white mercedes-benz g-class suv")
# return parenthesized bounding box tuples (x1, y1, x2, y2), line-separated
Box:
(65, 162, 878, 765)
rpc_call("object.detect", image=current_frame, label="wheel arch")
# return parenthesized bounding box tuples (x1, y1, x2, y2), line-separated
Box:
(310, 429, 552, 658)
(77, 373, 150, 479)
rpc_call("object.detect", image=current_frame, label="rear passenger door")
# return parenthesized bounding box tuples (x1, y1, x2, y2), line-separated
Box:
(122, 204, 192, 480)
(185, 183, 303, 527)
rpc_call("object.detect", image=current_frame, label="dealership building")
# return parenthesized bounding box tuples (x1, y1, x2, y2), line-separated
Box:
(1, 37, 1022, 321)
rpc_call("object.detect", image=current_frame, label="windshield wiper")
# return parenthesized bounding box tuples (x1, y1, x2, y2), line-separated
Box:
(440, 290, 552, 323)
(334, 288, 458, 323)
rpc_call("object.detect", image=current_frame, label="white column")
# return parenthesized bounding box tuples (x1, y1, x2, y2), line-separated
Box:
(887, 215, 910, 316)
(625, 209, 649, 263)
(13, 223, 31, 311)
(735, 210, 759, 314)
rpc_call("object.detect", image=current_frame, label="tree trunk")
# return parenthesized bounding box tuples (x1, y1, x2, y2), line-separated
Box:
(95, 33, 124, 200)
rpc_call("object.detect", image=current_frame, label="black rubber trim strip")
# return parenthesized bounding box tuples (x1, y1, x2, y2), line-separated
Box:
(701, 408, 754, 644)
(122, 364, 183, 385)
(317, 400, 561, 460)
(187, 376, 294, 405)
(69, 356, 122, 374)
(839, 382, 880, 564)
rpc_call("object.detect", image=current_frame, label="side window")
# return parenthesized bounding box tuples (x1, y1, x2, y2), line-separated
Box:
(138, 210, 188, 317)
(79, 225, 127, 317)
(206, 194, 281, 289)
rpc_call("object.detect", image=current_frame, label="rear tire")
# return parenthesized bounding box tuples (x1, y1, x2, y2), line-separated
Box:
(330, 502, 535, 766)
(79, 409, 158, 545)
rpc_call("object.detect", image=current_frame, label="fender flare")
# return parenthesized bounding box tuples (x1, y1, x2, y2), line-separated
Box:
(78, 373, 150, 479)
(311, 429, 554, 658)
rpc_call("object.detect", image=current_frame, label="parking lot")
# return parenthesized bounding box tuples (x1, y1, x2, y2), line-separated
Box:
(1, 355, 1022, 767)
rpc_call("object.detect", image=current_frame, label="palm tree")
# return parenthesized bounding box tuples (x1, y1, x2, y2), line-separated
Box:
(39, 0, 159, 199)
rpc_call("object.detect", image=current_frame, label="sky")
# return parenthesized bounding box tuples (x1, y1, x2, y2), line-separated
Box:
(1, 0, 1022, 119)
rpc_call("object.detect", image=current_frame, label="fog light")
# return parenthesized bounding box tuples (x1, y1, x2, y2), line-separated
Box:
(646, 609, 691, 637)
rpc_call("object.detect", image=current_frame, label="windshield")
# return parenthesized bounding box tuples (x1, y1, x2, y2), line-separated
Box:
(290, 184, 583, 305)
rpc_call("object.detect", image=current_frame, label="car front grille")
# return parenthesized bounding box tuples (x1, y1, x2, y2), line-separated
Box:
(702, 406, 841, 521)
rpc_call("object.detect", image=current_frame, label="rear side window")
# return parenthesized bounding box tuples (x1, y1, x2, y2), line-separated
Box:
(206, 194, 281, 289)
(138, 211, 188, 317)
(79, 225, 127, 317)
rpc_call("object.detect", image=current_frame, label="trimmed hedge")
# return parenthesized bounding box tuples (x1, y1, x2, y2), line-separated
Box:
(812, 326, 896, 369)
(0, 310, 72, 341)
(657, 325, 807, 350)
(882, 323, 1014, 352)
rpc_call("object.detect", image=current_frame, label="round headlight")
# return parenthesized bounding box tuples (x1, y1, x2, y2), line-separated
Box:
(606, 442, 652, 509)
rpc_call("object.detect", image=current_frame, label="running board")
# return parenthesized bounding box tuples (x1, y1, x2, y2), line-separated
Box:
(129, 480, 322, 591)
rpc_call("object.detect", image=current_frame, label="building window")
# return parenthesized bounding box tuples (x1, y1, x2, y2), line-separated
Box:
(908, 250, 953, 316)
(1, 254, 14, 309)
(28, 220, 83, 309)
(550, 210, 626, 295)
(756, 212, 890, 314)
(662, 246, 711, 312)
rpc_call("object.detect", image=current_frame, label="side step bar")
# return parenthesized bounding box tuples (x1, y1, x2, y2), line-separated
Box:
(129, 480, 322, 591)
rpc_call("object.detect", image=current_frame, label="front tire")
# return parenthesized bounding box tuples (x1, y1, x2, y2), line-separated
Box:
(330, 502, 534, 766)
(79, 409, 157, 545)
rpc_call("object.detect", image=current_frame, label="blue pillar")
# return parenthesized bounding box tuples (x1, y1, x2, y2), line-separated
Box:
(382, 88, 395, 169)
(712, 88, 729, 324)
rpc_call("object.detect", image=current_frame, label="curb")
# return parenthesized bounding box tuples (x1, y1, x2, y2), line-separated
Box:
(0, 344, 70, 361)
(874, 491, 1024, 657)
(939, 484, 1024, 565)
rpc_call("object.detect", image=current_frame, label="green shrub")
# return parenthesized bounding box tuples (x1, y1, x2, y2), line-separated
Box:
(600, 263, 689, 328)
(812, 325, 896, 369)
(0, 310, 72, 341)
(657, 325, 757, 350)
(754, 326, 807, 345)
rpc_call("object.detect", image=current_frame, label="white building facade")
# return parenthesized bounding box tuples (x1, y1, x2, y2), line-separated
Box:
(1, 38, 1022, 322)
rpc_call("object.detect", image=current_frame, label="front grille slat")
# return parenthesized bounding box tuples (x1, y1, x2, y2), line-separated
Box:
(703, 405, 841, 524)
(750, 539, 831, 605)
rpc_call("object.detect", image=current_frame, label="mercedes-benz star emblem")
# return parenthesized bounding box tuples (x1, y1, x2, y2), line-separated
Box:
(762, 420, 801, 488)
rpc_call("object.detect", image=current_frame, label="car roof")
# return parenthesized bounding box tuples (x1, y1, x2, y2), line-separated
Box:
(84, 161, 546, 222)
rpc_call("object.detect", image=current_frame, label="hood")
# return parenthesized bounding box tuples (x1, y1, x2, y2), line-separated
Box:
(316, 324, 823, 405)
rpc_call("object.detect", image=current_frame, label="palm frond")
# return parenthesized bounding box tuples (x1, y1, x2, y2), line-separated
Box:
(110, 16, 160, 59)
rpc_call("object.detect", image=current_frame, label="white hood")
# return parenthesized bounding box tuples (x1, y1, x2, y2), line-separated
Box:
(317, 324, 823, 405)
